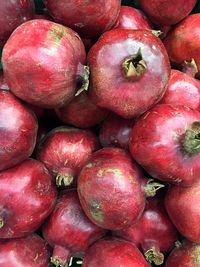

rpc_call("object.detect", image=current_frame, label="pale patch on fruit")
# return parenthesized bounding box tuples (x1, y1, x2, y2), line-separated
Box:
(85, 163, 93, 168)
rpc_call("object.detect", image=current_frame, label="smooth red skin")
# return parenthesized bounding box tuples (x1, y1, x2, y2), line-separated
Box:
(165, 180, 200, 242)
(55, 92, 108, 129)
(88, 29, 170, 119)
(130, 104, 200, 186)
(113, 196, 178, 255)
(99, 113, 134, 149)
(77, 147, 145, 230)
(0, 90, 38, 171)
(83, 238, 150, 267)
(0, 0, 35, 47)
(37, 127, 100, 185)
(0, 159, 57, 239)
(165, 240, 200, 267)
(140, 0, 196, 26)
(0, 234, 50, 267)
(42, 191, 106, 258)
(160, 70, 200, 111)
(2, 19, 86, 108)
(43, 0, 121, 39)
(114, 6, 152, 30)
(0, 74, 44, 119)
(164, 14, 200, 78)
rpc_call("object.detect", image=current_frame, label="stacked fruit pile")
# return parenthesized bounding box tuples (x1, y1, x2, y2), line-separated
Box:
(1, 0, 200, 266)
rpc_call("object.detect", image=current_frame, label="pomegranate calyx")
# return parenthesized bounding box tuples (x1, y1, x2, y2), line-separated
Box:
(151, 30, 163, 37)
(56, 173, 74, 187)
(51, 256, 67, 267)
(182, 121, 200, 155)
(182, 58, 198, 78)
(122, 48, 147, 80)
(144, 247, 164, 265)
(0, 217, 4, 228)
(143, 179, 165, 197)
(75, 65, 90, 96)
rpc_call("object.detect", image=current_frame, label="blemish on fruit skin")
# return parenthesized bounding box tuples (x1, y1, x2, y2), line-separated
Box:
(89, 199, 104, 223)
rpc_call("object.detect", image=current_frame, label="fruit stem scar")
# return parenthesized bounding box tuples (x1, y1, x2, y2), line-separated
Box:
(122, 48, 147, 80)
(144, 247, 164, 265)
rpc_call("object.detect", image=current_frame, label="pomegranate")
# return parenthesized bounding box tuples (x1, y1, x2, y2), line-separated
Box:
(0, 0, 35, 46)
(43, 190, 106, 267)
(164, 14, 200, 78)
(83, 237, 150, 267)
(130, 104, 200, 186)
(55, 92, 108, 129)
(114, 6, 152, 30)
(0, 234, 50, 267)
(2, 19, 88, 108)
(165, 179, 200, 242)
(77, 147, 146, 230)
(0, 159, 57, 239)
(0, 90, 38, 171)
(160, 70, 200, 110)
(165, 240, 200, 267)
(43, 0, 121, 39)
(113, 196, 178, 265)
(139, 0, 196, 26)
(99, 113, 134, 149)
(37, 127, 100, 187)
(88, 29, 170, 119)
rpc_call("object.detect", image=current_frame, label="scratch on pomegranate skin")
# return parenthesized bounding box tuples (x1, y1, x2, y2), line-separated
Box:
(97, 168, 123, 177)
